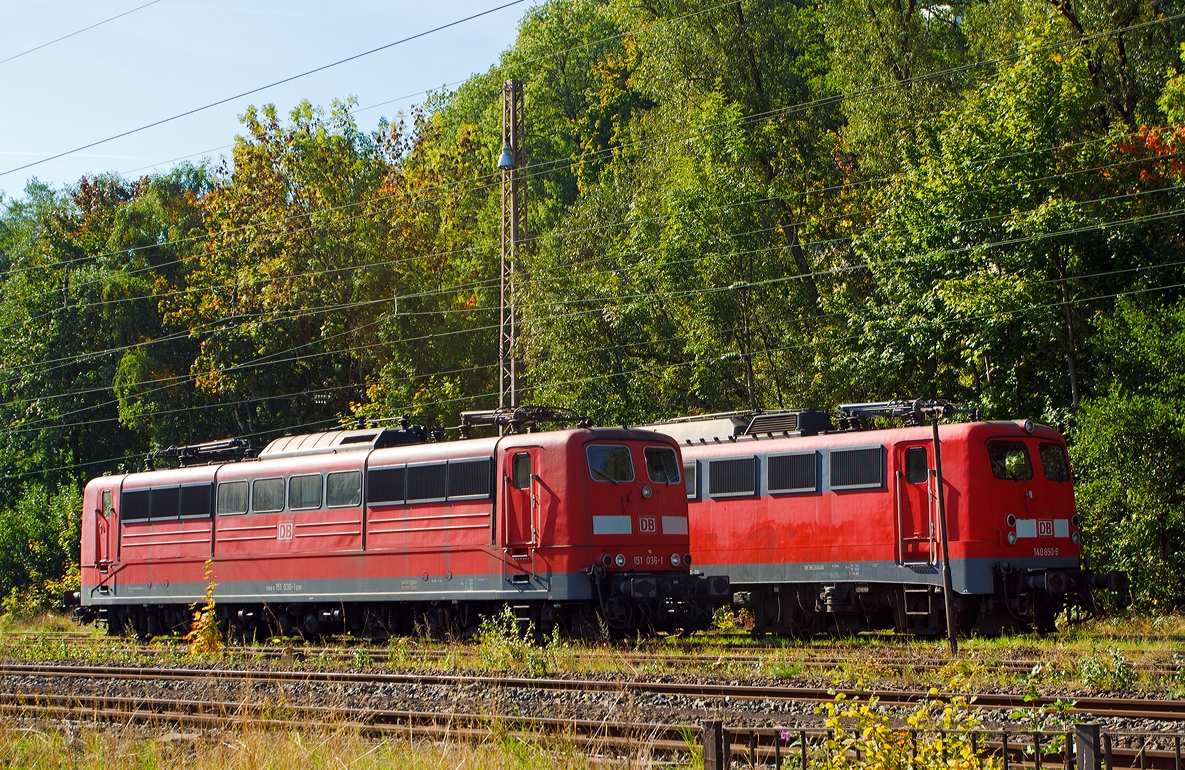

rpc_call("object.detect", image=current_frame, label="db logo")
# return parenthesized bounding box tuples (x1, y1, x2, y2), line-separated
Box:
(639, 517, 657, 534)
(277, 522, 295, 541)
(1037, 520, 1054, 537)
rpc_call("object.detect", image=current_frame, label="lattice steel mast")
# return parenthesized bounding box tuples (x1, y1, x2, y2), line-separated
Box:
(498, 79, 525, 409)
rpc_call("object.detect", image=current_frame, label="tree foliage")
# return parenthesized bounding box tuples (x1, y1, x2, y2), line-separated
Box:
(1, 0, 1185, 604)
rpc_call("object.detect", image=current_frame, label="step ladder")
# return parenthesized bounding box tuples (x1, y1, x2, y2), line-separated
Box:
(902, 586, 933, 632)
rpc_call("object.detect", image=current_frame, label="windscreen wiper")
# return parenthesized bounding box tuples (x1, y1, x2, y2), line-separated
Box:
(590, 466, 618, 484)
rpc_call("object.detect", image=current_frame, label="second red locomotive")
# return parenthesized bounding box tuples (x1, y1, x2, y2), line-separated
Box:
(78, 410, 729, 639)
(644, 402, 1125, 635)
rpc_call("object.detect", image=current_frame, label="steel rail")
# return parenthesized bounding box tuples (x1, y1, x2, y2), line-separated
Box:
(1, 688, 1175, 769)
(0, 690, 692, 753)
(1, 662, 1182, 722)
(4, 638, 1180, 676)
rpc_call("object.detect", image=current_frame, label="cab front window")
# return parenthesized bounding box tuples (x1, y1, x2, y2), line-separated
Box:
(987, 440, 1033, 481)
(644, 447, 680, 484)
(1040, 443, 1071, 482)
(587, 445, 634, 483)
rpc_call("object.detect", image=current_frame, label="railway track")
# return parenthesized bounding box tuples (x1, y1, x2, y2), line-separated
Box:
(2, 681, 1181, 769)
(4, 635, 1181, 677)
(0, 690, 691, 754)
(2, 662, 1182, 722)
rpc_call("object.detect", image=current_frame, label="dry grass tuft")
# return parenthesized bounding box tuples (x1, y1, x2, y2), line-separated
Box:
(0, 723, 686, 770)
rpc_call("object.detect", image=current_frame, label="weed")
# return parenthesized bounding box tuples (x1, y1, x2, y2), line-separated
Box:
(770, 662, 805, 679)
(1079, 648, 1136, 691)
(815, 690, 1000, 769)
(710, 606, 753, 633)
(184, 560, 223, 657)
(477, 605, 536, 671)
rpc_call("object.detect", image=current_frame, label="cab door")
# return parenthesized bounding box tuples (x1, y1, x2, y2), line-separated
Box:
(895, 443, 935, 564)
(95, 488, 115, 570)
(503, 448, 541, 557)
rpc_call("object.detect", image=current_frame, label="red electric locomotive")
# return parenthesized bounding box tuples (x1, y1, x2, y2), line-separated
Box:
(78, 410, 729, 639)
(643, 401, 1126, 635)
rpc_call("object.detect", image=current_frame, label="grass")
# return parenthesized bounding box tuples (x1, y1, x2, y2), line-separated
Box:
(0, 723, 686, 770)
(3, 610, 1185, 696)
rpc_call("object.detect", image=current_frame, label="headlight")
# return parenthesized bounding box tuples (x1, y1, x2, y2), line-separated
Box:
(670, 553, 680, 567)
(641, 485, 653, 499)
(615, 553, 625, 568)
(1006, 514, 1016, 528)
(1071, 532, 1080, 544)
(1071, 515, 1080, 528)
(684, 553, 692, 567)
(1007, 531, 1017, 545)
(601, 554, 613, 568)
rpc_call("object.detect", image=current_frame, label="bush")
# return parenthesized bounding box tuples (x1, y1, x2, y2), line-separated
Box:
(0, 483, 81, 618)
(1078, 648, 1137, 692)
(1071, 392, 1185, 609)
(815, 691, 1000, 769)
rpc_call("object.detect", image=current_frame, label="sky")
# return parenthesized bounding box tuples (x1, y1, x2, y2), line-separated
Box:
(0, 0, 538, 201)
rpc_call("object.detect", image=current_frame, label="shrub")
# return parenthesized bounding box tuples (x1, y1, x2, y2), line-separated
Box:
(185, 561, 223, 656)
(815, 691, 1001, 769)
(1078, 648, 1137, 692)
(0, 483, 81, 616)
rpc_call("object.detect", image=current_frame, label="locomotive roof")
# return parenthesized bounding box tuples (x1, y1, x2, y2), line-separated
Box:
(643, 415, 1064, 448)
(258, 426, 425, 459)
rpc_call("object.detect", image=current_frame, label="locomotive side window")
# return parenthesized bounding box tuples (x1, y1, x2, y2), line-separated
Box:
(216, 481, 248, 515)
(368, 467, 405, 504)
(407, 463, 447, 502)
(1039, 443, 1071, 482)
(326, 471, 362, 507)
(830, 447, 884, 489)
(149, 487, 180, 520)
(987, 441, 1033, 481)
(289, 474, 323, 510)
(709, 457, 757, 497)
(180, 484, 213, 518)
(449, 458, 492, 499)
(587, 445, 635, 483)
(252, 478, 285, 513)
(905, 447, 929, 484)
(644, 447, 681, 484)
(684, 461, 697, 499)
(768, 453, 817, 493)
(121, 489, 150, 521)
(101, 490, 112, 517)
(512, 453, 532, 490)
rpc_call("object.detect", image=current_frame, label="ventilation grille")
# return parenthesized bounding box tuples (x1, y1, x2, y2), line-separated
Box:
(709, 457, 756, 497)
(368, 467, 405, 504)
(830, 447, 884, 489)
(448, 458, 491, 498)
(746, 413, 798, 434)
(768, 453, 817, 493)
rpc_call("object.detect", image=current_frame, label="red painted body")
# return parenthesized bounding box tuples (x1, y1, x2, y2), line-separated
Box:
(80, 426, 725, 638)
(645, 416, 1116, 634)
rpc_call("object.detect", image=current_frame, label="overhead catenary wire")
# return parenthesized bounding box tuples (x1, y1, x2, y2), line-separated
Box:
(0, 0, 532, 179)
(2, 163, 1181, 404)
(8, 270, 1185, 482)
(0, 13, 1180, 454)
(0, 167, 1177, 421)
(0, 130, 1170, 356)
(0, 0, 163, 67)
(6, 199, 1185, 438)
(2, 147, 1177, 395)
(112, 0, 749, 178)
(5, 8, 1178, 286)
